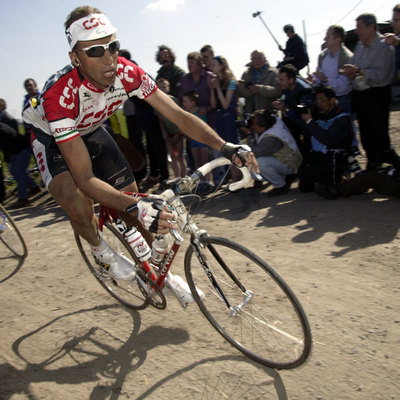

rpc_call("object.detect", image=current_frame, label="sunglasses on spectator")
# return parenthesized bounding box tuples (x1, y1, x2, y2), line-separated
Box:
(76, 39, 120, 58)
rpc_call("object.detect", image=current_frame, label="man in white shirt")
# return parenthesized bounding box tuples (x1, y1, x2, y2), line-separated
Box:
(309, 25, 353, 114)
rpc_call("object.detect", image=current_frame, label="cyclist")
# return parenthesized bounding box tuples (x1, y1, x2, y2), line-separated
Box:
(22, 6, 258, 281)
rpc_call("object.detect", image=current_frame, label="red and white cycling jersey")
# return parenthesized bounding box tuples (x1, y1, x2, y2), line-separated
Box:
(22, 57, 157, 143)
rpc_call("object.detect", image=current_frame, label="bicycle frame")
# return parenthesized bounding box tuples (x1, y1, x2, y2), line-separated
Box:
(98, 193, 183, 292)
(98, 157, 251, 303)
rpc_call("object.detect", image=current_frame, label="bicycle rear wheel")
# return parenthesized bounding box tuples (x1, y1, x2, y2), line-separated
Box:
(75, 221, 150, 310)
(0, 204, 27, 258)
(184, 236, 312, 369)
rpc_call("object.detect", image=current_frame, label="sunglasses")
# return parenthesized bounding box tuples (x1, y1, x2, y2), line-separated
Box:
(76, 39, 120, 58)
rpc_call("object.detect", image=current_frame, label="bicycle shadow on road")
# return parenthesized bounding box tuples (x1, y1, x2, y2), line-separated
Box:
(134, 354, 288, 400)
(2, 303, 189, 400)
(0, 252, 25, 283)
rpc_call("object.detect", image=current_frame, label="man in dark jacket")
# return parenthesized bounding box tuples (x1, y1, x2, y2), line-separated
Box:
(0, 99, 40, 207)
(155, 45, 185, 98)
(298, 86, 352, 193)
(279, 24, 309, 72)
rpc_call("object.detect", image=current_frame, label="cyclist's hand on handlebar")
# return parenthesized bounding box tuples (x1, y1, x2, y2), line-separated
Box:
(221, 142, 260, 174)
(134, 199, 177, 234)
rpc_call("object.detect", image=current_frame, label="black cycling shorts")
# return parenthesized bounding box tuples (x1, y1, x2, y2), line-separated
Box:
(31, 125, 135, 190)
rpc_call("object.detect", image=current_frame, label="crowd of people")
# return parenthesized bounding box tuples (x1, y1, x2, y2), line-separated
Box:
(119, 6, 400, 200)
(2, 5, 400, 210)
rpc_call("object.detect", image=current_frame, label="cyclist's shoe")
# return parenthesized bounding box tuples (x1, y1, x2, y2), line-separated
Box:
(91, 239, 136, 281)
(165, 272, 205, 306)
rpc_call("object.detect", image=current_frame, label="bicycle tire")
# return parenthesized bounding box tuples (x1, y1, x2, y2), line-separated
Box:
(184, 235, 312, 369)
(0, 204, 28, 258)
(75, 221, 165, 310)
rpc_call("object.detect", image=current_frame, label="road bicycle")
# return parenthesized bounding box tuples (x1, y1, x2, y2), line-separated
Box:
(75, 158, 312, 369)
(0, 203, 28, 258)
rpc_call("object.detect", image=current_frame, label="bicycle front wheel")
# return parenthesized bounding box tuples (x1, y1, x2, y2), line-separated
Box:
(0, 204, 27, 258)
(184, 236, 312, 369)
(75, 221, 149, 310)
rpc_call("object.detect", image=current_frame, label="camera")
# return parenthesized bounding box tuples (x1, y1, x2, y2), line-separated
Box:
(295, 104, 310, 115)
(295, 101, 317, 118)
(235, 113, 251, 129)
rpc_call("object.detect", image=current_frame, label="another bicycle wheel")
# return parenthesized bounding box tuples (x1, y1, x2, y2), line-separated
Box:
(185, 236, 312, 369)
(0, 204, 28, 258)
(75, 221, 151, 310)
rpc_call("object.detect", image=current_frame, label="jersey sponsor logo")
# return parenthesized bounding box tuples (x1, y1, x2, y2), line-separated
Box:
(86, 81, 99, 91)
(117, 63, 134, 83)
(83, 17, 106, 30)
(77, 100, 123, 129)
(82, 104, 94, 112)
(114, 176, 126, 186)
(139, 74, 156, 98)
(59, 77, 78, 110)
(54, 127, 75, 134)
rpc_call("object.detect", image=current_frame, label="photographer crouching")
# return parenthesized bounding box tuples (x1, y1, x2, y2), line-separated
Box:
(240, 109, 302, 196)
(298, 85, 353, 194)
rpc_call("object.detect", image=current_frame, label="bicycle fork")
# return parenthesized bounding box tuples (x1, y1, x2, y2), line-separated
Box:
(192, 240, 253, 316)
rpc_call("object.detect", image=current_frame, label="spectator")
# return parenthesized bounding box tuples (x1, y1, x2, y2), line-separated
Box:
(384, 4, 400, 81)
(298, 86, 353, 194)
(308, 25, 359, 153)
(135, 98, 170, 191)
(278, 24, 309, 72)
(182, 90, 212, 194)
(341, 13, 399, 170)
(273, 64, 314, 162)
(23, 78, 40, 108)
(155, 45, 185, 98)
(118, 49, 138, 144)
(200, 44, 215, 72)
(0, 99, 40, 208)
(237, 50, 281, 114)
(180, 52, 212, 119)
(309, 25, 353, 114)
(22, 78, 40, 156)
(209, 55, 241, 184)
(118, 49, 147, 182)
(180, 51, 214, 172)
(156, 78, 186, 178)
(246, 109, 302, 196)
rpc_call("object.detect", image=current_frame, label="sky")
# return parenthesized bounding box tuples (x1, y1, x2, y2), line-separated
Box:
(1, 0, 394, 118)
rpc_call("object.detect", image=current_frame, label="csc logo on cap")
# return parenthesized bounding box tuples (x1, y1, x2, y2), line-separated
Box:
(83, 17, 106, 30)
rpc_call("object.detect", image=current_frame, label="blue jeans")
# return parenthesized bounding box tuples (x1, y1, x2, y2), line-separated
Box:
(8, 148, 37, 200)
(254, 156, 295, 188)
(337, 93, 359, 148)
(212, 109, 240, 185)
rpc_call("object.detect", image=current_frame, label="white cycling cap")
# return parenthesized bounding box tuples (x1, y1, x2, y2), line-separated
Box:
(65, 13, 117, 50)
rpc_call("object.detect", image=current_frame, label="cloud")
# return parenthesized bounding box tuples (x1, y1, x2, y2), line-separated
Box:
(145, 0, 185, 12)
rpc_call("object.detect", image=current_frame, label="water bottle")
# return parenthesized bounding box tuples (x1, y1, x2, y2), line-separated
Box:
(150, 234, 170, 268)
(124, 227, 151, 262)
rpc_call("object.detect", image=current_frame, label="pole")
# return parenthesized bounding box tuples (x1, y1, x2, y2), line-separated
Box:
(252, 11, 281, 48)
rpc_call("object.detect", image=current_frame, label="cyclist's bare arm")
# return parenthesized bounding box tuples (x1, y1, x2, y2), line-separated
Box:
(145, 89, 259, 173)
(57, 136, 176, 232)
